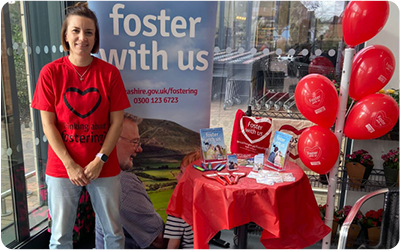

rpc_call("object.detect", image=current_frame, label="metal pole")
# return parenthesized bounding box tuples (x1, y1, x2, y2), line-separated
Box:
(1, 198, 12, 217)
(322, 47, 355, 249)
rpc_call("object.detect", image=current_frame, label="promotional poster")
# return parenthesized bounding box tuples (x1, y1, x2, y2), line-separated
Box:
(89, 1, 218, 219)
(89, 1, 217, 165)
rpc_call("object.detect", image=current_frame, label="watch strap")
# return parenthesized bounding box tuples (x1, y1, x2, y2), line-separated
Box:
(96, 153, 108, 163)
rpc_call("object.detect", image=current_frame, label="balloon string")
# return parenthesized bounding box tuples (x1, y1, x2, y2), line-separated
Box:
(345, 100, 355, 118)
(326, 174, 330, 186)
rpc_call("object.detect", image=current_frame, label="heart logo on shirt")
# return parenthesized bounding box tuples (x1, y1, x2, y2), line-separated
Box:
(240, 116, 272, 144)
(304, 89, 324, 108)
(64, 87, 101, 118)
(304, 146, 322, 160)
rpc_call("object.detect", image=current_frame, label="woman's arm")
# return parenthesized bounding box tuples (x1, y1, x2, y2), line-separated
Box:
(83, 110, 124, 180)
(40, 110, 90, 186)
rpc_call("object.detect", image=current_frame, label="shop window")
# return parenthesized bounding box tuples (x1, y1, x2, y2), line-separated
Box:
(210, 1, 346, 152)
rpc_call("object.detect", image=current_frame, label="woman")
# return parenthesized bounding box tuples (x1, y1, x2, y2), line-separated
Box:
(31, 2, 129, 248)
(205, 144, 215, 160)
(274, 151, 282, 167)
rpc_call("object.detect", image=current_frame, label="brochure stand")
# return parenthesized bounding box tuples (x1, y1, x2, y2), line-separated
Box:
(200, 127, 227, 171)
(263, 131, 292, 171)
(264, 147, 291, 171)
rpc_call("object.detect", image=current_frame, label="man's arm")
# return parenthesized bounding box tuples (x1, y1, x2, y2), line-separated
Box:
(120, 173, 165, 248)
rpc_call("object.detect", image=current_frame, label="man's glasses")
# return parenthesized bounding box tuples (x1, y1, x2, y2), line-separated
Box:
(119, 136, 141, 148)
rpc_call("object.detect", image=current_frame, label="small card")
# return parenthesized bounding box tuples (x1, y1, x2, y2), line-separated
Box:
(227, 154, 238, 171)
(254, 154, 264, 171)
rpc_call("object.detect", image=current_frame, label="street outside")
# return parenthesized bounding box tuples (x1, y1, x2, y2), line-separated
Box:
(1, 121, 42, 230)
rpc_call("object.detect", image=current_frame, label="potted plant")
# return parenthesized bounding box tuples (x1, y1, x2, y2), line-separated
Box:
(361, 209, 383, 246)
(336, 205, 364, 248)
(378, 89, 399, 140)
(346, 149, 374, 189)
(381, 88, 399, 104)
(319, 204, 341, 241)
(381, 147, 399, 187)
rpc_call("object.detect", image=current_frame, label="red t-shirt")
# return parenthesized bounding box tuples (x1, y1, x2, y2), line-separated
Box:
(31, 56, 130, 178)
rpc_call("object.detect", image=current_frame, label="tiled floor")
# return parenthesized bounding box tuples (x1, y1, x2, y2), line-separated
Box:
(209, 229, 328, 249)
(209, 229, 265, 249)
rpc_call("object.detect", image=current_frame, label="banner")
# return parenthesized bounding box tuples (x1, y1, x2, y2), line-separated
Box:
(230, 109, 273, 155)
(89, 2, 218, 164)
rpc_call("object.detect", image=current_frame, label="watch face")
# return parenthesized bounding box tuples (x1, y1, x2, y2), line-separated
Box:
(101, 154, 108, 162)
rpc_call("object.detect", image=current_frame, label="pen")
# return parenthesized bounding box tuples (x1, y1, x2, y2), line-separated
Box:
(218, 173, 233, 185)
(216, 164, 225, 171)
(204, 174, 227, 185)
(193, 164, 205, 172)
(212, 163, 221, 170)
(208, 162, 212, 170)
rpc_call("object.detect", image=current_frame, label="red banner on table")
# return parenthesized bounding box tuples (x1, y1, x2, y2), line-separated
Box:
(231, 109, 272, 154)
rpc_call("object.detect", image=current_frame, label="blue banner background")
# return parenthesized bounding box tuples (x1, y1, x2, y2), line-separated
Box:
(89, 1, 217, 132)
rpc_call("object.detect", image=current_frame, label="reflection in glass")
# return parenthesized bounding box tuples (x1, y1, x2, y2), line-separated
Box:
(1, 116, 16, 245)
(212, 1, 345, 128)
(2, 2, 50, 246)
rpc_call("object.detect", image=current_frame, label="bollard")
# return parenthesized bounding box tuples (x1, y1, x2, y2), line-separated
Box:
(1, 197, 12, 217)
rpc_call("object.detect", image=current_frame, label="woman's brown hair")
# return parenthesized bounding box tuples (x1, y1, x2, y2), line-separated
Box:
(61, 2, 100, 53)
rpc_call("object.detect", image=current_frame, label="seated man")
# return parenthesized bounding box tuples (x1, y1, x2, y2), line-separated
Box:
(96, 113, 166, 249)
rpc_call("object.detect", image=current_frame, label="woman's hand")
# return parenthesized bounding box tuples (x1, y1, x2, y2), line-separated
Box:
(40, 110, 91, 186)
(83, 157, 104, 181)
(65, 162, 90, 186)
(82, 111, 124, 181)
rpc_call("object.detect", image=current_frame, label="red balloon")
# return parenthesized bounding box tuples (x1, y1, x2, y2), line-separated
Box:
(298, 126, 339, 174)
(349, 45, 395, 100)
(308, 56, 334, 76)
(344, 94, 399, 140)
(295, 74, 338, 128)
(342, 1, 389, 46)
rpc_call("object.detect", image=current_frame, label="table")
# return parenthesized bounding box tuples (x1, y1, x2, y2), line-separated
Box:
(166, 159, 331, 249)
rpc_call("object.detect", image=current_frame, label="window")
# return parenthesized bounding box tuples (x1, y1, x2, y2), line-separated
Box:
(211, 1, 346, 151)
(1, 1, 66, 247)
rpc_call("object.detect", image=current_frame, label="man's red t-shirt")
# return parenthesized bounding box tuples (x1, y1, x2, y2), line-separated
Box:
(31, 56, 130, 178)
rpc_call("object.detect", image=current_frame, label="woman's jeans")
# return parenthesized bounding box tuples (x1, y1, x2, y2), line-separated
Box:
(46, 174, 125, 249)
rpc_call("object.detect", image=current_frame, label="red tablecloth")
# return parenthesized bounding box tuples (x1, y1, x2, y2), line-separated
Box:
(166, 160, 331, 249)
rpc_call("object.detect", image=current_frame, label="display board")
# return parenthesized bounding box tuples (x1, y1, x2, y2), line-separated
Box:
(89, 1, 218, 164)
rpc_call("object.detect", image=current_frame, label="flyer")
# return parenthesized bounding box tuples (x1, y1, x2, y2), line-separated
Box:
(200, 127, 227, 162)
(265, 131, 292, 171)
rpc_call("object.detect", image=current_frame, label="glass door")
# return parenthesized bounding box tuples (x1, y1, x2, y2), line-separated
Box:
(1, 3, 30, 246)
(1, 1, 66, 247)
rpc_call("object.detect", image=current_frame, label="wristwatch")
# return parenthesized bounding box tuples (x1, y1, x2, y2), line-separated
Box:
(96, 153, 109, 163)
